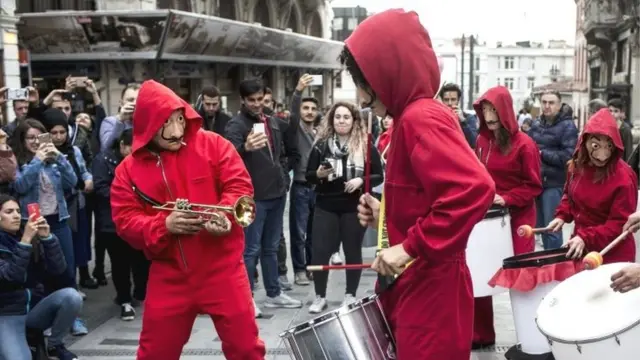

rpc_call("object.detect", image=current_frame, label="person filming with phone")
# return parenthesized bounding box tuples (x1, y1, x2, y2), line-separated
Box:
(0, 194, 82, 360)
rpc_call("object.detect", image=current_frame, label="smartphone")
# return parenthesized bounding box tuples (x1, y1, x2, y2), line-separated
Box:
(310, 75, 323, 86)
(37, 133, 52, 144)
(321, 160, 333, 169)
(6, 88, 28, 101)
(27, 203, 41, 219)
(71, 76, 88, 87)
(253, 123, 265, 134)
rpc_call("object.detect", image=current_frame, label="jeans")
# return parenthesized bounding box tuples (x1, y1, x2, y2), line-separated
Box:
(243, 196, 286, 297)
(288, 183, 315, 273)
(46, 215, 75, 289)
(278, 231, 288, 276)
(72, 206, 91, 268)
(0, 288, 83, 360)
(536, 187, 564, 249)
(101, 231, 150, 304)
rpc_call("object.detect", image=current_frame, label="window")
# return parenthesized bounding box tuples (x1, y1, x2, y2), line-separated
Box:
(504, 56, 515, 70)
(332, 17, 344, 30)
(530, 58, 535, 71)
(527, 77, 535, 89)
(335, 72, 343, 88)
(474, 57, 480, 71)
(504, 77, 514, 90)
(496, 77, 501, 85)
(347, 18, 358, 30)
(616, 39, 627, 73)
(474, 75, 480, 93)
(497, 58, 501, 69)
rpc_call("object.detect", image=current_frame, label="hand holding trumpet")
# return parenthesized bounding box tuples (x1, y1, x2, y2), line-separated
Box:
(165, 211, 205, 235)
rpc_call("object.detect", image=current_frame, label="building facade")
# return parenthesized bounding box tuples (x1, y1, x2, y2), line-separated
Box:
(14, 0, 342, 115)
(329, 6, 368, 103)
(572, 0, 590, 130)
(433, 38, 574, 112)
(582, 0, 640, 127)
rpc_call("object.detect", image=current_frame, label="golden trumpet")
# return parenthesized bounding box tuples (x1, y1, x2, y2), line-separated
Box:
(153, 195, 256, 227)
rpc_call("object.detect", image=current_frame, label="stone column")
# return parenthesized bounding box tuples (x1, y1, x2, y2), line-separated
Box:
(0, 0, 20, 124)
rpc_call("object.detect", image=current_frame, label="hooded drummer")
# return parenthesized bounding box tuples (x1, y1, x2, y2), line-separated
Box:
(351, 9, 496, 359)
(547, 109, 637, 264)
(471, 86, 543, 349)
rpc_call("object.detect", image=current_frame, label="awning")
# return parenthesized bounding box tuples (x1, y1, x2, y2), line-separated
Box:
(17, 10, 344, 70)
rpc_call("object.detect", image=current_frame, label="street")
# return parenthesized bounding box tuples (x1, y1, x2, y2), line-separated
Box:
(66, 205, 576, 360)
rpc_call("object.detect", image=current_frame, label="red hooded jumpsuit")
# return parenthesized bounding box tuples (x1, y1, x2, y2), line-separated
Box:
(345, 9, 496, 359)
(555, 109, 637, 264)
(472, 86, 543, 344)
(110, 81, 265, 360)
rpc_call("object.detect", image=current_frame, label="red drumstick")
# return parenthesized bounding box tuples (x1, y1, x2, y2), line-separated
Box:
(364, 111, 373, 194)
(307, 264, 372, 271)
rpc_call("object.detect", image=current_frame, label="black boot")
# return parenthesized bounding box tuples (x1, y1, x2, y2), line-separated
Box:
(79, 266, 99, 289)
(92, 268, 108, 286)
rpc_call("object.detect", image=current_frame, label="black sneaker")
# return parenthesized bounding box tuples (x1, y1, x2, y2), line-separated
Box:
(121, 303, 136, 321)
(48, 344, 78, 360)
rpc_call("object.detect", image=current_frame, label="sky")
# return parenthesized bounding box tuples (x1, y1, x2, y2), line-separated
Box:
(329, 0, 577, 45)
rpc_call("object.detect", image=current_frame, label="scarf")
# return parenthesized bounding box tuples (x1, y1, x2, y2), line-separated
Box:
(327, 134, 364, 181)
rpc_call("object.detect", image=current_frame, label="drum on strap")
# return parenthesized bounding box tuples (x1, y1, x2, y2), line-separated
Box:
(537, 262, 640, 360)
(489, 248, 581, 358)
(466, 205, 513, 297)
(279, 295, 396, 360)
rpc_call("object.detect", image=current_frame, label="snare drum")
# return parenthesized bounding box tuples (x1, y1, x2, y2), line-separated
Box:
(280, 295, 396, 360)
(466, 205, 513, 297)
(537, 262, 640, 360)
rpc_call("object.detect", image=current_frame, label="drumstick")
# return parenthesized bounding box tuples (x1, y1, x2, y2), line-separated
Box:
(306, 264, 372, 271)
(517, 224, 552, 238)
(582, 231, 630, 270)
(364, 111, 373, 194)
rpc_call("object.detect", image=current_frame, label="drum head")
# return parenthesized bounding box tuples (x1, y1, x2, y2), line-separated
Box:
(537, 262, 640, 343)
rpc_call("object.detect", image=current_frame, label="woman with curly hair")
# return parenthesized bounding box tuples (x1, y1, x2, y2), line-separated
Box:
(305, 101, 383, 313)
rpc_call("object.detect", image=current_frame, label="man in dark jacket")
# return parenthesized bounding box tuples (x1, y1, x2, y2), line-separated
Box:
(224, 79, 302, 317)
(607, 98, 634, 163)
(528, 91, 578, 249)
(439, 83, 478, 148)
(195, 85, 231, 135)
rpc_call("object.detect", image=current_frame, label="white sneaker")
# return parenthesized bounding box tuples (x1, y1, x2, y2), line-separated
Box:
(330, 253, 343, 265)
(264, 293, 303, 308)
(120, 303, 135, 321)
(342, 294, 357, 307)
(253, 299, 263, 318)
(309, 296, 328, 314)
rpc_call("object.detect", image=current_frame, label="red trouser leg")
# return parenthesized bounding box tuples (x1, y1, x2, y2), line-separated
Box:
(136, 295, 198, 360)
(472, 296, 495, 344)
(201, 273, 266, 359)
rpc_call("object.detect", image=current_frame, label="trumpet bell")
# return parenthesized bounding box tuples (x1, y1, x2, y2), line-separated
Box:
(233, 196, 256, 227)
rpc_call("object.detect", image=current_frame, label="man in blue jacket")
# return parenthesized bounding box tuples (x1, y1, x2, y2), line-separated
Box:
(527, 91, 578, 249)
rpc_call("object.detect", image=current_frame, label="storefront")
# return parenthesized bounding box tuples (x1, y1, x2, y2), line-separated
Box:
(17, 10, 343, 114)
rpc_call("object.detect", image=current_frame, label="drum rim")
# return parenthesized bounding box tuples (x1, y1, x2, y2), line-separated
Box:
(278, 294, 380, 338)
(536, 316, 640, 345)
(485, 205, 509, 219)
(502, 248, 569, 269)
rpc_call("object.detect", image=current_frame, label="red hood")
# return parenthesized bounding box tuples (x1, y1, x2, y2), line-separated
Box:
(131, 80, 202, 154)
(345, 9, 440, 117)
(473, 86, 518, 138)
(578, 108, 623, 158)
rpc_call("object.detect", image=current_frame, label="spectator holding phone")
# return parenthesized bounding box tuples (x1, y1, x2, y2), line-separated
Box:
(0, 194, 82, 360)
(10, 118, 78, 292)
(305, 102, 383, 314)
(99, 83, 140, 151)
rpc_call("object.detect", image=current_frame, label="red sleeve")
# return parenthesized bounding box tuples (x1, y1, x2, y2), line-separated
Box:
(213, 136, 254, 223)
(110, 162, 171, 255)
(554, 170, 575, 223)
(576, 181, 637, 251)
(402, 119, 496, 261)
(501, 139, 543, 208)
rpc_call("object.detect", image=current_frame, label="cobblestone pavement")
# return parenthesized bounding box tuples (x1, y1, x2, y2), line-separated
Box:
(67, 209, 584, 359)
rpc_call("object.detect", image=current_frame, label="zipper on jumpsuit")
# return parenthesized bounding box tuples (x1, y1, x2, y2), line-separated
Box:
(155, 153, 189, 270)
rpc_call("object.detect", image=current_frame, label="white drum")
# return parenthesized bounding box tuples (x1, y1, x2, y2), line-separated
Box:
(537, 262, 640, 360)
(466, 206, 513, 297)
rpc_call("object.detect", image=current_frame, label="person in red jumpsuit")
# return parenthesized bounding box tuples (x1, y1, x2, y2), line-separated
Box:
(110, 80, 265, 360)
(471, 86, 543, 349)
(349, 9, 496, 359)
(549, 108, 637, 264)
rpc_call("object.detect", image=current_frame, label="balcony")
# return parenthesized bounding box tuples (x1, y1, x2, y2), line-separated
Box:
(583, 0, 621, 47)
